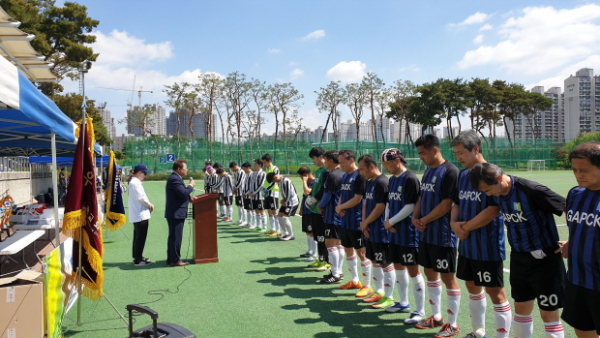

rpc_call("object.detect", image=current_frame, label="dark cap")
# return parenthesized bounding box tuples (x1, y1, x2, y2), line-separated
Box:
(381, 148, 407, 164)
(134, 163, 151, 175)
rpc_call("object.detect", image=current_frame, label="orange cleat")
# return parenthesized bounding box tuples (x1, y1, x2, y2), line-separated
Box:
(340, 280, 362, 290)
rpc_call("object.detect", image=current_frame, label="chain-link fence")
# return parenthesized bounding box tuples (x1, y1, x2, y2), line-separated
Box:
(122, 136, 563, 176)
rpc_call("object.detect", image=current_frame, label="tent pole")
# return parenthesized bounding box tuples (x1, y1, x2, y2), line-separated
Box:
(76, 68, 87, 326)
(51, 132, 60, 247)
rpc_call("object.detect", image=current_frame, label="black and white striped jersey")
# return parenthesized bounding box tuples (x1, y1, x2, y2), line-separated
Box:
(204, 172, 219, 193)
(242, 170, 253, 195)
(233, 170, 247, 196)
(212, 173, 233, 196)
(251, 170, 266, 200)
(279, 176, 299, 207)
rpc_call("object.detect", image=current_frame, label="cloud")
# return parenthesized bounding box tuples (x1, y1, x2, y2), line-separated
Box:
(301, 29, 325, 41)
(457, 5, 600, 75)
(450, 12, 489, 27)
(399, 64, 420, 72)
(93, 30, 174, 66)
(326, 61, 367, 83)
(290, 68, 304, 79)
(528, 54, 600, 90)
(473, 34, 484, 44)
(479, 24, 493, 31)
(268, 48, 281, 54)
(288, 61, 298, 66)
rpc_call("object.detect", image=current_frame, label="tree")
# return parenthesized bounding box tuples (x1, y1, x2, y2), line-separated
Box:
(374, 88, 392, 145)
(224, 72, 252, 163)
(316, 81, 345, 148)
(361, 72, 385, 149)
(387, 80, 416, 144)
(523, 92, 553, 142)
(163, 82, 194, 158)
(248, 79, 268, 152)
(196, 73, 224, 160)
(53, 93, 111, 145)
(494, 81, 528, 148)
(345, 82, 367, 149)
(436, 78, 468, 139)
(408, 83, 444, 134)
(465, 78, 497, 142)
(267, 82, 303, 169)
(117, 105, 156, 165)
(1, 0, 100, 97)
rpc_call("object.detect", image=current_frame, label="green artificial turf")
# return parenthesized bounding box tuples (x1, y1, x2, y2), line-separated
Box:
(62, 171, 578, 337)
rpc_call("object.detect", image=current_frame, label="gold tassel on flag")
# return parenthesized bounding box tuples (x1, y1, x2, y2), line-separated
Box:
(104, 150, 126, 230)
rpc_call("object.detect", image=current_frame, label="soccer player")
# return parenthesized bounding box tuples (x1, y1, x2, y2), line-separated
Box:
(212, 168, 234, 222)
(212, 163, 227, 219)
(230, 162, 247, 225)
(318, 150, 344, 284)
(450, 131, 511, 338)
(560, 142, 600, 338)
(262, 154, 281, 236)
(411, 134, 461, 337)
(307, 147, 330, 272)
(358, 155, 394, 310)
(335, 149, 373, 297)
(248, 159, 268, 231)
(380, 148, 426, 321)
(204, 166, 217, 193)
(470, 163, 566, 338)
(240, 162, 254, 228)
(266, 172, 299, 240)
(298, 167, 318, 261)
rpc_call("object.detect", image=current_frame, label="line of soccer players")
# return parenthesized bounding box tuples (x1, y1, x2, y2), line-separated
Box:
(206, 130, 600, 338)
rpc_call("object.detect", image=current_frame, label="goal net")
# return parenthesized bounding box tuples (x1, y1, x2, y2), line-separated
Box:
(405, 158, 426, 174)
(527, 160, 546, 171)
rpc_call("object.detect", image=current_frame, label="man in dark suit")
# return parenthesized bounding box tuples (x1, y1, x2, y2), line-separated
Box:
(165, 160, 195, 266)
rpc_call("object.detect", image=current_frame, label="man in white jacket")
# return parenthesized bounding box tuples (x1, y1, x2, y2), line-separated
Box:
(129, 163, 154, 266)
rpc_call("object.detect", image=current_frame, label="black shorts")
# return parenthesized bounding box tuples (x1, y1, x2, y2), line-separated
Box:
(279, 205, 298, 217)
(264, 196, 279, 211)
(311, 213, 325, 244)
(302, 214, 312, 233)
(389, 244, 419, 266)
(562, 281, 600, 334)
(235, 196, 243, 207)
(252, 199, 265, 211)
(509, 250, 565, 311)
(366, 241, 391, 265)
(457, 256, 504, 287)
(418, 241, 457, 273)
(340, 228, 364, 249)
(243, 198, 253, 210)
(324, 223, 341, 240)
(218, 194, 232, 206)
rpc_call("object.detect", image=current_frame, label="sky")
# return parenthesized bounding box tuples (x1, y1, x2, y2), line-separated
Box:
(59, 0, 600, 137)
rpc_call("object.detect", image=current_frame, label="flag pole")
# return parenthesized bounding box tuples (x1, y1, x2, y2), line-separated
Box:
(76, 65, 87, 326)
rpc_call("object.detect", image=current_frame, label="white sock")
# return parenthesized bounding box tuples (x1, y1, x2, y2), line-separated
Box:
(327, 247, 340, 277)
(372, 264, 384, 294)
(336, 245, 345, 275)
(277, 217, 287, 235)
(512, 314, 533, 338)
(383, 265, 396, 299)
(310, 237, 318, 256)
(242, 209, 247, 223)
(427, 280, 443, 321)
(285, 217, 293, 237)
(237, 207, 242, 221)
(468, 292, 487, 337)
(544, 321, 564, 338)
(227, 206, 232, 218)
(361, 260, 372, 288)
(493, 301, 511, 338)
(412, 274, 426, 315)
(251, 213, 256, 226)
(306, 236, 314, 255)
(279, 217, 293, 237)
(347, 255, 359, 283)
(447, 289, 461, 326)
(219, 205, 224, 215)
(395, 268, 409, 306)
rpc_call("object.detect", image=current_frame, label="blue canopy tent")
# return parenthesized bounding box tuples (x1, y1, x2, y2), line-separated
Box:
(29, 155, 115, 168)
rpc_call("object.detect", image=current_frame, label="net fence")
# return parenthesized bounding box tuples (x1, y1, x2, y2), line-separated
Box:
(122, 136, 563, 175)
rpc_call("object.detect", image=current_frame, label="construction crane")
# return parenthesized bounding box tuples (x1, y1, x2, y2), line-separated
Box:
(95, 86, 153, 109)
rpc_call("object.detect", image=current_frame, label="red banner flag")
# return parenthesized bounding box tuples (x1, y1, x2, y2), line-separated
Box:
(61, 117, 103, 300)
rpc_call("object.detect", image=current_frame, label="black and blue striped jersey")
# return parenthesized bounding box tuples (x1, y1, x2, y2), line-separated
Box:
(323, 168, 342, 225)
(565, 186, 600, 292)
(365, 175, 389, 243)
(339, 170, 366, 231)
(494, 176, 564, 253)
(419, 161, 459, 248)
(388, 170, 420, 247)
(454, 168, 505, 261)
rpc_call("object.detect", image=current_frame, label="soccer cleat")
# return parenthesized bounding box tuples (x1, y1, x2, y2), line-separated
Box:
(256, 227, 264, 232)
(239, 222, 248, 227)
(269, 231, 281, 237)
(404, 311, 425, 325)
(372, 296, 394, 309)
(300, 252, 313, 258)
(434, 323, 460, 338)
(362, 292, 383, 303)
(223, 217, 232, 222)
(281, 235, 295, 241)
(461, 333, 484, 338)
(315, 262, 331, 272)
(340, 280, 362, 290)
(248, 225, 257, 230)
(134, 260, 152, 266)
(319, 273, 341, 284)
(305, 256, 317, 262)
(232, 220, 241, 225)
(415, 316, 445, 329)
(384, 302, 411, 313)
(307, 259, 321, 267)
(355, 286, 373, 298)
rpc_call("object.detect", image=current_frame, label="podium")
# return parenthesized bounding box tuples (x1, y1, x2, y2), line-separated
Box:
(191, 193, 220, 264)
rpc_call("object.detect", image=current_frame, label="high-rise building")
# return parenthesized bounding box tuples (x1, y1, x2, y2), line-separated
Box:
(505, 86, 564, 141)
(127, 103, 167, 136)
(564, 68, 596, 141)
(99, 106, 115, 140)
(165, 109, 216, 139)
